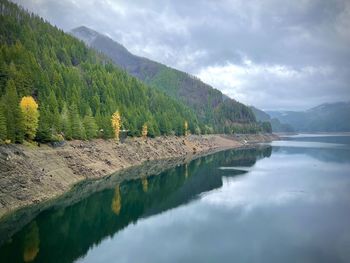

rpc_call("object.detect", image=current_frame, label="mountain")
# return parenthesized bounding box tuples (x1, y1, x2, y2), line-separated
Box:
(267, 102, 350, 132)
(250, 107, 294, 133)
(0, 0, 199, 142)
(71, 26, 262, 134)
(250, 107, 270, 122)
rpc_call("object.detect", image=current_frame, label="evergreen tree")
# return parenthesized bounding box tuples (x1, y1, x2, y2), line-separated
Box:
(2, 79, 24, 143)
(61, 103, 72, 140)
(70, 104, 85, 140)
(0, 103, 7, 141)
(36, 105, 52, 142)
(83, 108, 98, 140)
(47, 90, 61, 131)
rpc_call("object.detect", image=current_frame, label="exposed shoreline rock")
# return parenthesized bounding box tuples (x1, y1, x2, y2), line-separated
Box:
(0, 134, 278, 220)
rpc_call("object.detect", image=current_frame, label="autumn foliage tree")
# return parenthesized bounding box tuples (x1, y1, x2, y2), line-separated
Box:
(184, 120, 189, 136)
(20, 96, 39, 140)
(142, 123, 148, 139)
(111, 111, 121, 141)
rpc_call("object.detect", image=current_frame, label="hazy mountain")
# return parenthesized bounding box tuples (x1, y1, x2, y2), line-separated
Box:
(250, 107, 294, 133)
(267, 102, 350, 132)
(71, 26, 161, 81)
(71, 26, 260, 133)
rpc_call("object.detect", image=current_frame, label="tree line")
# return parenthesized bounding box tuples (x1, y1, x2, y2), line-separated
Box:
(0, 0, 200, 143)
(0, 0, 271, 144)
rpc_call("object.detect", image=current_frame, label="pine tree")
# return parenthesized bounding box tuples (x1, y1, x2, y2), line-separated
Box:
(0, 103, 7, 141)
(70, 104, 85, 140)
(20, 96, 39, 140)
(3, 79, 24, 143)
(61, 103, 72, 140)
(47, 90, 61, 131)
(36, 105, 52, 142)
(83, 108, 98, 140)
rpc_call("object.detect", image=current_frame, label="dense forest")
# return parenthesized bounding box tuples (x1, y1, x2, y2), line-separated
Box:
(0, 0, 201, 143)
(72, 26, 269, 135)
(0, 0, 270, 144)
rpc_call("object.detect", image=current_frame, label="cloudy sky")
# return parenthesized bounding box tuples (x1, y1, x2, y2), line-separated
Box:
(13, 0, 350, 110)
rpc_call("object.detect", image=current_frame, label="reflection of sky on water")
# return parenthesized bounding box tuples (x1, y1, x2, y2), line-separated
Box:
(78, 137, 350, 263)
(284, 133, 350, 138)
(203, 153, 350, 210)
(269, 140, 348, 149)
(266, 134, 350, 164)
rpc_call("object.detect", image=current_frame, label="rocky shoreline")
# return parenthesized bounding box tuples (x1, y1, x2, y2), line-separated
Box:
(0, 134, 277, 220)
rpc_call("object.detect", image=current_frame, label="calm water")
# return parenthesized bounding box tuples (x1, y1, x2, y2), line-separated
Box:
(1, 134, 350, 263)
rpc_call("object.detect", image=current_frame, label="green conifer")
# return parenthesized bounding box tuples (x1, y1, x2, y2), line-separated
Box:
(3, 79, 24, 143)
(70, 104, 85, 140)
(83, 108, 98, 139)
(61, 103, 72, 140)
(36, 105, 52, 142)
(0, 103, 7, 141)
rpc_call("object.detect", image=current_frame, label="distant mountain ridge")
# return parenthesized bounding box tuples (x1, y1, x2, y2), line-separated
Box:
(71, 26, 261, 133)
(72, 26, 160, 81)
(267, 102, 350, 132)
(250, 107, 294, 133)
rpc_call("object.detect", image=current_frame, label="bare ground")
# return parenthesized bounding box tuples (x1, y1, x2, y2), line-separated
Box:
(0, 134, 277, 219)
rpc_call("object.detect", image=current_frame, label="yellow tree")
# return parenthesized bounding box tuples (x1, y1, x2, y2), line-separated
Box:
(142, 178, 148, 192)
(142, 123, 148, 139)
(184, 120, 189, 136)
(20, 96, 39, 140)
(111, 184, 122, 215)
(111, 111, 121, 141)
(23, 222, 40, 262)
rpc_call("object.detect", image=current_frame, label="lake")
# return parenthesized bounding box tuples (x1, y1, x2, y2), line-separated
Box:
(1, 134, 350, 263)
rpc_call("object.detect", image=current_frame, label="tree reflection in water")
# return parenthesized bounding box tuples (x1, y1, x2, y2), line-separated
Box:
(23, 222, 39, 262)
(111, 185, 122, 216)
(0, 146, 271, 263)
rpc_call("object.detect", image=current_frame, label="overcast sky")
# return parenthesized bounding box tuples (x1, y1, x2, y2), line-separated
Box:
(13, 0, 350, 110)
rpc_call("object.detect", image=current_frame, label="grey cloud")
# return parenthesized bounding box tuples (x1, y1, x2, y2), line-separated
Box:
(12, 0, 350, 110)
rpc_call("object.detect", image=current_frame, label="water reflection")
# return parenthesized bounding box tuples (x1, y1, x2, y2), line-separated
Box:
(76, 135, 350, 263)
(141, 178, 148, 193)
(23, 222, 39, 262)
(272, 135, 350, 163)
(0, 146, 271, 263)
(111, 185, 121, 215)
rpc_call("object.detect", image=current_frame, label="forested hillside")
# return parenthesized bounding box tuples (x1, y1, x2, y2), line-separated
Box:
(71, 26, 263, 134)
(0, 0, 200, 143)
